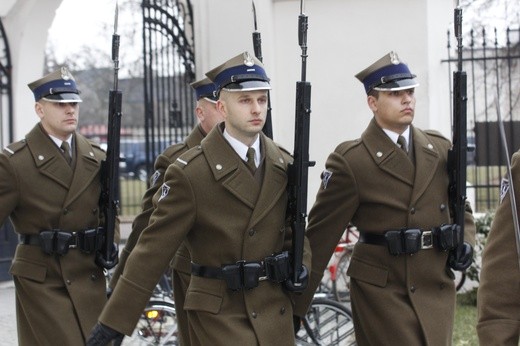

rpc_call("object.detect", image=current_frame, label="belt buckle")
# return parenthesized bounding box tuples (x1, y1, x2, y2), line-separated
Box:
(421, 230, 433, 250)
(258, 261, 268, 281)
(69, 231, 78, 249)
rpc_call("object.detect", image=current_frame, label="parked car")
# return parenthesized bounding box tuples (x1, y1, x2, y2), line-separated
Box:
(119, 139, 175, 181)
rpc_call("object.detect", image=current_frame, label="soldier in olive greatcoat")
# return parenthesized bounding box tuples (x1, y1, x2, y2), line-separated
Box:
(109, 77, 223, 345)
(87, 52, 311, 346)
(293, 51, 475, 345)
(477, 149, 520, 345)
(0, 68, 116, 345)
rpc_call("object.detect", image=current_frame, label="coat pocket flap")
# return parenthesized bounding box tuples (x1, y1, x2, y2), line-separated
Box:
(9, 259, 47, 283)
(184, 291, 223, 314)
(347, 257, 388, 288)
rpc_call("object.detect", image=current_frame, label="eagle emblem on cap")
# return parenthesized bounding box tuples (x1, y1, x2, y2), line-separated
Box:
(243, 52, 255, 67)
(390, 51, 400, 65)
(60, 67, 70, 80)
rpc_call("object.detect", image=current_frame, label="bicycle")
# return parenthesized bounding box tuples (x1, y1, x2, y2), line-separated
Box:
(295, 293, 356, 346)
(321, 225, 359, 303)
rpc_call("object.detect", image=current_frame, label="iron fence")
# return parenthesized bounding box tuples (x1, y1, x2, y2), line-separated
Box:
(444, 26, 520, 213)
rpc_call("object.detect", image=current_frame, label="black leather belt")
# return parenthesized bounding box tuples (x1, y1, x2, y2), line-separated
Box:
(191, 251, 292, 291)
(359, 225, 460, 255)
(19, 229, 102, 255)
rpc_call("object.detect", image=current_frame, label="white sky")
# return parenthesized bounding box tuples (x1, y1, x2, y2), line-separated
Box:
(47, 0, 118, 63)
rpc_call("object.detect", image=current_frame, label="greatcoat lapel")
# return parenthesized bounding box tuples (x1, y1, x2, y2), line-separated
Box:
(203, 126, 260, 209)
(64, 134, 102, 207)
(409, 127, 440, 204)
(248, 133, 288, 229)
(362, 118, 414, 186)
(202, 127, 288, 229)
(26, 125, 73, 189)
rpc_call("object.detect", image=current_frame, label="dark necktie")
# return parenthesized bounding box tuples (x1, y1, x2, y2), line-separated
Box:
(397, 135, 408, 154)
(246, 147, 256, 173)
(61, 141, 72, 165)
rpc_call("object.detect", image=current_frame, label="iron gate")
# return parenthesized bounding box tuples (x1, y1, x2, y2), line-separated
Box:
(0, 18, 16, 282)
(117, 0, 196, 216)
(444, 26, 520, 213)
(141, 0, 196, 181)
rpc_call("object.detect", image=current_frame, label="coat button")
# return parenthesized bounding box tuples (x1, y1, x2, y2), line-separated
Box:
(91, 274, 98, 281)
(280, 307, 286, 315)
(66, 279, 72, 285)
(440, 204, 446, 211)
(410, 207, 416, 214)
(251, 312, 258, 319)
(63, 208, 69, 215)
(440, 283, 446, 290)
(410, 285, 416, 293)
(249, 229, 255, 236)
(92, 208, 98, 214)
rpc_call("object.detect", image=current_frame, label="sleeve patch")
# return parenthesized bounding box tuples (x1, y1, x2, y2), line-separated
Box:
(321, 169, 333, 189)
(158, 183, 170, 202)
(500, 177, 510, 204)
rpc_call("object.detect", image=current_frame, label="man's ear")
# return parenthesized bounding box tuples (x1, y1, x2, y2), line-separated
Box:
(216, 100, 227, 118)
(367, 95, 377, 112)
(35, 102, 45, 120)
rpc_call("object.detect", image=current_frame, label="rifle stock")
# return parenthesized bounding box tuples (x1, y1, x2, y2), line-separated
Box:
(288, 1, 314, 285)
(96, 3, 122, 269)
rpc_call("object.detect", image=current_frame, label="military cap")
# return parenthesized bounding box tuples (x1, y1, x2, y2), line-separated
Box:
(190, 77, 218, 103)
(205, 51, 271, 94)
(28, 67, 82, 103)
(355, 51, 419, 94)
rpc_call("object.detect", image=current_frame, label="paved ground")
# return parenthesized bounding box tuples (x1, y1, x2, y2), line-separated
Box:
(0, 280, 17, 345)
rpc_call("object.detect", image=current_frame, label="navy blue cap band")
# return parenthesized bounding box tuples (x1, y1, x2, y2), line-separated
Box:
(32, 79, 80, 101)
(213, 64, 269, 91)
(363, 63, 414, 93)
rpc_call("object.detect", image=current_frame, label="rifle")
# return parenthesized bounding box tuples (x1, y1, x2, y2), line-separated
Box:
(96, 2, 122, 270)
(288, 0, 314, 286)
(251, 0, 273, 139)
(447, 6, 469, 271)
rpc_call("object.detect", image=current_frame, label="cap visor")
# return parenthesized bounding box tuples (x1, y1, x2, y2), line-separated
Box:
(42, 93, 83, 103)
(373, 78, 419, 92)
(222, 80, 271, 92)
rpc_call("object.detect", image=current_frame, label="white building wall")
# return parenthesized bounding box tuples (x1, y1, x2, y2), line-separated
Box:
(2, 0, 61, 141)
(192, 0, 455, 203)
(3, 0, 457, 205)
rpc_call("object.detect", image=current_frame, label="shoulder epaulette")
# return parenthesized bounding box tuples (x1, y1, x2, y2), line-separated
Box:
(275, 143, 292, 157)
(3, 140, 27, 157)
(174, 145, 203, 168)
(424, 129, 450, 142)
(163, 142, 188, 160)
(336, 139, 362, 156)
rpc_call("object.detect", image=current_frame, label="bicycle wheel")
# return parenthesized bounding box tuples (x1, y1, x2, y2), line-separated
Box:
(332, 246, 353, 302)
(123, 300, 178, 345)
(295, 298, 356, 346)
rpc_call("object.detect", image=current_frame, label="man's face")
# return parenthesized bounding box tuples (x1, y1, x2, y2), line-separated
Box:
(368, 88, 415, 134)
(217, 90, 268, 146)
(196, 98, 224, 134)
(35, 100, 79, 140)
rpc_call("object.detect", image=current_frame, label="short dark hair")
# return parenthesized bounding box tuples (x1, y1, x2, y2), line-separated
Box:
(368, 89, 379, 99)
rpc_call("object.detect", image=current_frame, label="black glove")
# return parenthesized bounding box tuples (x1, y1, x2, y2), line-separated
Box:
(448, 242, 473, 271)
(86, 322, 124, 346)
(293, 315, 302, 334)
(95, 243, 119, 270)
(284, 265, 309, 293)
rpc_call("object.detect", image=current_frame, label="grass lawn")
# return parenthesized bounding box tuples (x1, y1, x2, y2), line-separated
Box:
(453, 291, 478, 346)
